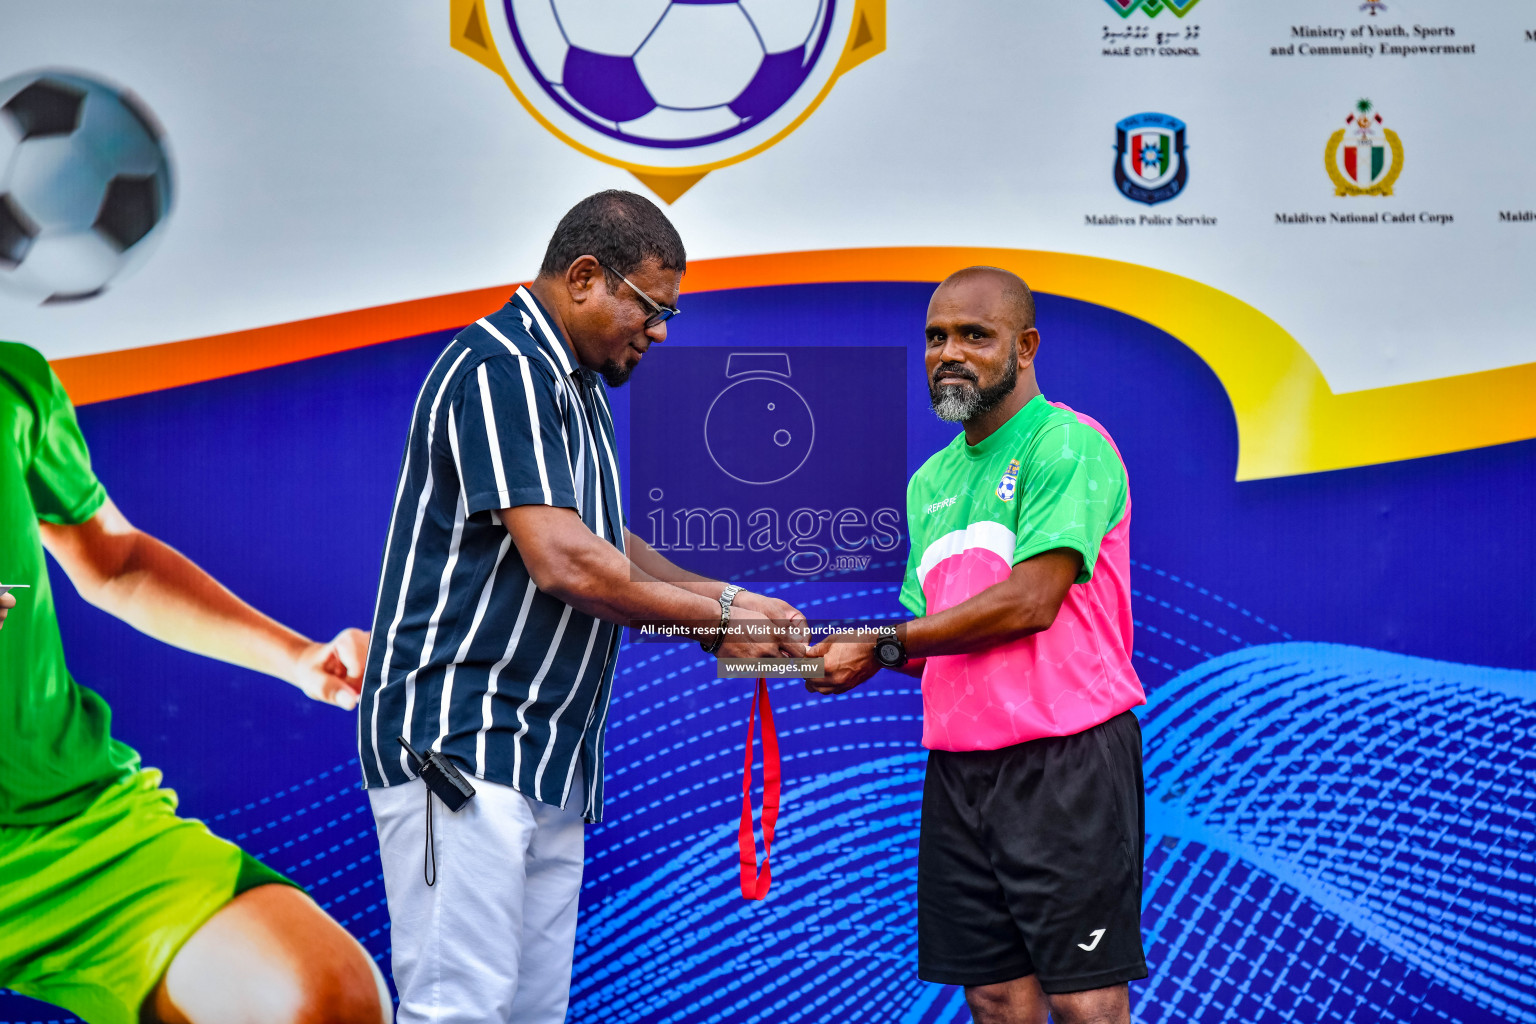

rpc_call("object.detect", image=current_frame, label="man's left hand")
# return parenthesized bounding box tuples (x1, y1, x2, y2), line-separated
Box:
(805, 633, 881, 695)
(289, 627, 369, 710)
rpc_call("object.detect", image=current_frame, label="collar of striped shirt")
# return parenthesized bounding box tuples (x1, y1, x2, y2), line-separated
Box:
(505, 286, 624, 548)
(515, 285, 581, 382)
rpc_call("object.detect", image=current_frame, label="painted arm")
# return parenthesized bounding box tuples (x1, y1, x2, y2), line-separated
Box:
(806, 548, 1081, 694)
(37, 497, 366, 709)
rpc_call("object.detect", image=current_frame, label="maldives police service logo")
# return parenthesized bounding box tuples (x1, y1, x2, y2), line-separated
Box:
(1325, 99, 1403, 197)
(1102, 0, 1202, 17)
(449, 0, 884, 201)
(1114, 112, 1188, 205)
(997, 459, 1021, 502)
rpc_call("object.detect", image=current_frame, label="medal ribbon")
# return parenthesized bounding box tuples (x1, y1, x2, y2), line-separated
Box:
(738, 677, 780, 900)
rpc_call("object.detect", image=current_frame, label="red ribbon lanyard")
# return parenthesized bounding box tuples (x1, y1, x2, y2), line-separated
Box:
(738, 677, 780, 901)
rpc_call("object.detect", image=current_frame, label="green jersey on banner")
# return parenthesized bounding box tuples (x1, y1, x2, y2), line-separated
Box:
(1, 341, 138, 825)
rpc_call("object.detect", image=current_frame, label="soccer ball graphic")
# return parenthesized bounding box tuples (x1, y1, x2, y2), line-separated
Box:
(505, 0, 835, 148)
(0, 70, 173, 304)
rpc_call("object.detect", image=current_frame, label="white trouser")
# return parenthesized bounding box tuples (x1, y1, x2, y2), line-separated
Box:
(369, 771, 585, 1024)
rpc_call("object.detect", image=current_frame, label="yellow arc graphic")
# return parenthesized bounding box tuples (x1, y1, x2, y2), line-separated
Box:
(48, 248, 1536, 481)
(680, 248, 1536, 481)
(449, 0, 886, 203)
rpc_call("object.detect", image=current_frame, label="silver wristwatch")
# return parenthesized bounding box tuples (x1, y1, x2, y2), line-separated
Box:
(702, 584, 743, 654)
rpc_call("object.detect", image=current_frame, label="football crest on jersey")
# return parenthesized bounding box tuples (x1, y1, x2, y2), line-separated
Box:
(997, 459, 1021, 502)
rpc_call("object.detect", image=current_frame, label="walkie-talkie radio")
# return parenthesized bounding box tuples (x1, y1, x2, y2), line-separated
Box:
(396, 737, 476, 886)
(397, 736, 475, 811)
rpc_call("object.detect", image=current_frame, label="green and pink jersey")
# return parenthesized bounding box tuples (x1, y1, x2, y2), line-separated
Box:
(899, 396, 1144, 751)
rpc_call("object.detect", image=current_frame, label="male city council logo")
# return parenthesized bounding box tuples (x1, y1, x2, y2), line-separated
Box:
(1102, 0, 1203, 18)
(1325, 99, 1403, 196)
(448, 0, 885, 202)
(1114, 112, 1187, 205)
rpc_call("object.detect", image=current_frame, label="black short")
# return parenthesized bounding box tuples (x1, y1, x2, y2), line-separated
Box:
(917, 710, 1148, 993)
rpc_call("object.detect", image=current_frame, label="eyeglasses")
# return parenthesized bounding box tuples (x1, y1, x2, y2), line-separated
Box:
(601, 263, 680, 329)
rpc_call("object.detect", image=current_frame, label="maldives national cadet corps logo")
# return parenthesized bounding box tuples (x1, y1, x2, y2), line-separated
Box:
(1325, 99, 1403, 196)
(448, 0, 884, 201)
(1114, 112, 1187, 205)
(1102, 0, 1202, 17)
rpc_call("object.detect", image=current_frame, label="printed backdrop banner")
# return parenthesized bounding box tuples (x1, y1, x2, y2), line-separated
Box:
(1, 2, 1533, 1023)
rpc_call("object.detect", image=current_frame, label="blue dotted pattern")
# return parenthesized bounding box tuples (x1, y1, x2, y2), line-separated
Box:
(566, 569, 1536, 1023)
(1139, 643, 1536, 1023)
(4, 566, 1533, 1023)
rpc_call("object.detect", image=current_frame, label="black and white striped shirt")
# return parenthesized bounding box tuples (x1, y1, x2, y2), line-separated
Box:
(358, 287, 625, 822)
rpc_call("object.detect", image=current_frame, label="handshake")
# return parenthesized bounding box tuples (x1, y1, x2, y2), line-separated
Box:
(706, 590, 899, 698)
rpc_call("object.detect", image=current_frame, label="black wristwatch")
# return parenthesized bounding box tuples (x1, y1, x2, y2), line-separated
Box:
(873, 627, 908, 668)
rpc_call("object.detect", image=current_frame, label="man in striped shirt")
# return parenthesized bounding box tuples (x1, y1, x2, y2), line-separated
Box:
(360, 191, 805, 1023)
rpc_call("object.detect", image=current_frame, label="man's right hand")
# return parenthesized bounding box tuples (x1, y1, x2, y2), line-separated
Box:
(717, 604, 809, 660)
(0, 590, 15, 632)
(503, 504, 815, 658)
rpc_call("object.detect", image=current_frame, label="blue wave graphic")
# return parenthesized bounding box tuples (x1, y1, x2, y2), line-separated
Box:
(10, 276, 1534, 1024)
(1141, 643, 1536, 1022)
(570, 752, 940, 1024)
(6, 581, 1534, 1024)
(563, 619, 1536, 1022)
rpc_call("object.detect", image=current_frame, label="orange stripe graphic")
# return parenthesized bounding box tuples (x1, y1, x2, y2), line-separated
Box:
(49, 247, 1536, 480)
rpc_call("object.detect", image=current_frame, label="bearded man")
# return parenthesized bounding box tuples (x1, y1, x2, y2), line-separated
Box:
(808, 266, 1148, 1024)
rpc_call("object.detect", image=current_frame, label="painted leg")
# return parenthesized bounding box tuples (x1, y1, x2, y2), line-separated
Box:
(143, 884, 389, 1024)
